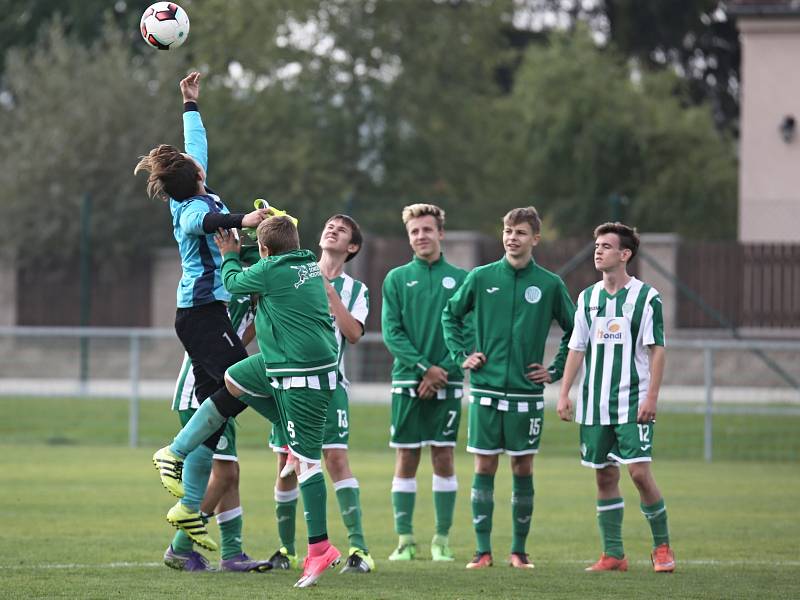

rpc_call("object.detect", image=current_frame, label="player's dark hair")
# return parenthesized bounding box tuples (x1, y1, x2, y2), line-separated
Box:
(134, 144, 200, 201)
(593, 222, 640, 261)
(257, 216, 300, 256)
(503, 206, 541, 234)
(325, 214, 363, 262)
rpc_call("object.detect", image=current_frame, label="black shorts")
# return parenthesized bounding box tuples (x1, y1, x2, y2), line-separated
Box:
(174, 301, 248, 402)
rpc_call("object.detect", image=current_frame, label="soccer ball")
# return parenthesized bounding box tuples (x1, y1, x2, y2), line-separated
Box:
(140, 2, 190, 50)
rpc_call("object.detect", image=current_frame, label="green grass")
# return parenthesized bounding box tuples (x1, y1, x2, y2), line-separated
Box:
(2, 397, 800, 599)
(1, 396, 798, 461)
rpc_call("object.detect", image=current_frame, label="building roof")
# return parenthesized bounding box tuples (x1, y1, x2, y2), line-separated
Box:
(727, 0, 800, 16)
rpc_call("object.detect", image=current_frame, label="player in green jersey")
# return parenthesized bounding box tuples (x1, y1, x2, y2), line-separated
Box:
(442, 206, 575, 570)
(382, 203, 470, 563)
(557, 222, 675, 573)
(153, 215, 342, 588)
(268, 215, 375, 574)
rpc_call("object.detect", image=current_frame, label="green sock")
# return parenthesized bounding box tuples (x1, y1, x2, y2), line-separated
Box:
(217, 507, 243, 560)
(275, 486, 298, 555)
(597, 497, 625, 558)
(180, 445, 213, 512)
(171, 529, 193, 554)
(171, 400, 225, 458)
(511, 474, 534, 555)
(299, 471, 327, 540)
(335, 479, 366, 551)
(641, 498, 670, 547)
(391, 477, 416, 536)
(471, 473, 495, 554)
(432, 474, 457, 538)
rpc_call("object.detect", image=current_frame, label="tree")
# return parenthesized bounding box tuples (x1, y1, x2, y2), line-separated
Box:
(505, 28, 737, 239)
(0, 20, 187, 267)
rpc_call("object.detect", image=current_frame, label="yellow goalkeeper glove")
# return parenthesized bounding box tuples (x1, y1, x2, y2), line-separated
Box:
(244, 199, 299, 240)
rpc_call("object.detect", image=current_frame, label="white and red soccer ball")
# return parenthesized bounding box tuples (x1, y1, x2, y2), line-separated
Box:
(140, 2, 190, 50)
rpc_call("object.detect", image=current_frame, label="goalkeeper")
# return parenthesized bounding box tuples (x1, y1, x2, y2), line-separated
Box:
(152, 214, 342, 589)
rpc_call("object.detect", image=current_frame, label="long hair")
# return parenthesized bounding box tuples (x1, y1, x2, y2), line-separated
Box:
(134, 144, 200, 201)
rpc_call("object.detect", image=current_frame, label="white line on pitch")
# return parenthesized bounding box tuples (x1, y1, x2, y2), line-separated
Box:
(1, 559, 799, 570)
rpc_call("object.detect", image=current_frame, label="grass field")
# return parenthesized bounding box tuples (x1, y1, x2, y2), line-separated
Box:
(2, 397, 799, 599)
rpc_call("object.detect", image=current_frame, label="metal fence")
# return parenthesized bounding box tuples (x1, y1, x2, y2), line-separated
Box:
(0, 326, 798, 459)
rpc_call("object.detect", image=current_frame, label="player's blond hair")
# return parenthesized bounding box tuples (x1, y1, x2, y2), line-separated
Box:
(401, 203, 446, 230)
(504, 206, 541, 234)
(257, 216, 300, 256)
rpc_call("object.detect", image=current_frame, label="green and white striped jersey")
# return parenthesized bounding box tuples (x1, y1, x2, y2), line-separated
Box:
(568, 277, 665, 425)
(328, 272, 369, 386)
(172, 293, 255, 411)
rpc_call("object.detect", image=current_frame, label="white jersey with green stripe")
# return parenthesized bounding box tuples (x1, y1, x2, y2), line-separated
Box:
(568, 277, 665, 425)
(172, 294, 255, 411)
(329, 272, 369, 387)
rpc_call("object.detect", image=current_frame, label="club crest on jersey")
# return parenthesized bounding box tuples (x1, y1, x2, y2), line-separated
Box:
(622, 302, 634, 316)
(524, 286, 542, 304)
(291, 262, 321, 289)
(442, 276, 456, 289)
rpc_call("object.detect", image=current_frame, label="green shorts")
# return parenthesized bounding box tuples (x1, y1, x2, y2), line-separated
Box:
(466, 396, 544, 456)
(223, 354, 280, 423)
(389, 389, 461, 449)
(179, 407, 238, 461)
(270, 383, 350, 451)
(579, 422, 655, 468)
(225, 354, 334, 463)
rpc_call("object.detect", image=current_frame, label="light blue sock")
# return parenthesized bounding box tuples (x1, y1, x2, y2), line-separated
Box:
(170, 399, 226, 458)
(181, 445, 213, 512)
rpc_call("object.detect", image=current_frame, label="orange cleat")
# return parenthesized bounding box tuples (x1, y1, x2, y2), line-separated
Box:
(465, 552, 493, 569)
(651, 544, 675, 573)
(585, 553, 628, 572)
(508, 553, 535, 569)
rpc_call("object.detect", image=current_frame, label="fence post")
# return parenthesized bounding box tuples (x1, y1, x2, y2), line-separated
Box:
(703, 347, 714, 462)
(129, 334, 141, 448)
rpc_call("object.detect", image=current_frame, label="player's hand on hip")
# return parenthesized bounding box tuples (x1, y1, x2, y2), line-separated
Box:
(180, 71, 201, 102)
(242, 208, 270, 228)
(214, 227, 241, 254)
(462, 352, 486, 370)
(525, 363, 552, 383)
(556, 395, 573, 421)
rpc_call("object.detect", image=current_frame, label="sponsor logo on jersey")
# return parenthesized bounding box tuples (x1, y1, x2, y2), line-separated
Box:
(442, 276, 456, 289)
(596, 318, 625, 342)
(291, 262, 321, 288)
(524, 286, 542, 304)
(486, 287, 500, 294)
(406, 280, 419, 287)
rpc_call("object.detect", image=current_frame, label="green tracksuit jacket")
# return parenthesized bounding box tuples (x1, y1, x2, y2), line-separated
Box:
(442, 256, 575, 401)
(221, 249, 338, 377)
(381, 254, 469, 390)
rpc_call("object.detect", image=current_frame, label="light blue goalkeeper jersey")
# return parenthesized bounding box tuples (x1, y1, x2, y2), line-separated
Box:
(169, 109, 232, 308)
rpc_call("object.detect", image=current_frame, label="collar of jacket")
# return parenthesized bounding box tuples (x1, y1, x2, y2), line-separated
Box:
(412, 253, 445, 268)
(501, 255, 536, 275)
